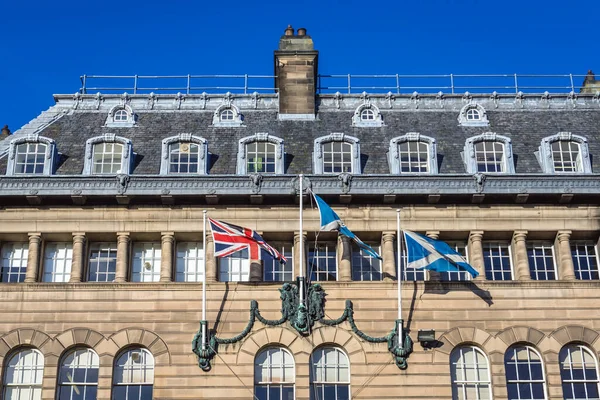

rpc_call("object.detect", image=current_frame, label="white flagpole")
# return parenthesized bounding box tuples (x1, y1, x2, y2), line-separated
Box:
(397, 209, 402, 320)
(299, 174, 304, 304)
(202, 210, 207, 350)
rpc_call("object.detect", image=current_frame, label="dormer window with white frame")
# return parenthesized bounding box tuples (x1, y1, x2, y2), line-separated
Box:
(458, 103, 489, 127)
(212, 104, 244, 127)
(352, 104, 383, 127)
(237, 133, 284, 174)
(313, 133, 361, 174)
(388, 133, 438, 174)
(537, 132, 592, 174)
(105, 104, 136, 127)
(160, 134, 209, 175)
(83, 133, 133, 175)
(463, 133, 515, 174)
(6, 134, 57, 176)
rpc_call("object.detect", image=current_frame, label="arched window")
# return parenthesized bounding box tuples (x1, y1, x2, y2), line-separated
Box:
(458, 103, 489, 127)
(220, 109, 234, 121)
(112, 348, 154, 399)
(57, 348, 100, 400)
(352, 104, 383, 127)
(160, 134, 208, 175)
(313, 133, 361, 175)
(310, 346, 350, 400)
(388, 133, 438, 174)
(450, 345, 492, 400)
(2, 348, 44, 399)
(538, 133, 592, 174)
(113, 109, 129, 122)
(237, 133, 285, 174)
(463, 133, 515, 174)
(212, 104, 243, 127)
(83, 134, 133, 175)
(505, 345, 547, 400)
(254, 347, 295, 400)
(105, 105, 135, 127)
(360, 109, 374, 120)
(6, 134, 57, 176)
(560, 344, 600, 399)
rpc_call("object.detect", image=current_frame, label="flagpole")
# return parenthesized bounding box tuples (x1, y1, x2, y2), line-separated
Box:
(202, 210, 207, 350)
(397, 209, 402, 320)
(299, 174, 304, 305)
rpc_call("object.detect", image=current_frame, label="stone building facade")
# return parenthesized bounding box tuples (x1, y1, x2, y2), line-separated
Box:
(1, 27, 600, 400)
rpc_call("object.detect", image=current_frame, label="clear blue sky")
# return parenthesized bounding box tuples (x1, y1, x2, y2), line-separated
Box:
(1, 0, 598, 130)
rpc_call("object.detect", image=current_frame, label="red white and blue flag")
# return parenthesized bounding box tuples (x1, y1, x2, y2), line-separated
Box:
(208, 218, 287, 263)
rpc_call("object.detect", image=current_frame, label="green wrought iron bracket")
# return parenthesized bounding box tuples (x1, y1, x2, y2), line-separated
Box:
(192, 279, 413, 371)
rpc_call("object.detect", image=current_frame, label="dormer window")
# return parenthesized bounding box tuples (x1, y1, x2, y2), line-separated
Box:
(388, 133, 438, 174)
(463, 133, 515, 174)
(458, 103, 489, 127)
(160, 134, 209, 175)
(313, 133, 361, 174)
(212, 104, 243, 127)
(237, 133, 284, 174)
(105, 105, 135, 127)
(6, 134, 57, 176)
(352, 104, 383, 127)
(537, 132, 592, 174)
(83, 134, 133, 175)
(360, 109, 375, 121)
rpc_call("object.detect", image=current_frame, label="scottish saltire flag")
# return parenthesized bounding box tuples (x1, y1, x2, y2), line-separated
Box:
(208, 218, 287, 263)
(312, 193, 382, 260)
(403, 231, 478, 278)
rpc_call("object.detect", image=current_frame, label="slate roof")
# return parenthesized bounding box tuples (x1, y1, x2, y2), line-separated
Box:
(2, 108, 600, 175)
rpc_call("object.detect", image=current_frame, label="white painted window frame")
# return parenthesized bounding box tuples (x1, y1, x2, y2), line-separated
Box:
(463, 132, 515, 174)
(237, 133, 285, 174)
(352, 104, 384, 127)
(458, 103, 489, 127)
(388, 132, 438, 174)
(105, 104, 136, 127)
(212, 104, 244, 127)
(255, 347, 295, 399)
(6, 134, 57, 176)
(537, 132, 592, 174)
(83, 133, 133, 175)
(450, 345, 493, 400)
(504, 345, 548, 400)
(313, 133, 361, 175)
(160, 133, 209, 175)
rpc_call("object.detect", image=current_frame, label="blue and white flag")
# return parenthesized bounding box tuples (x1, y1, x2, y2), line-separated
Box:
(403, 231, 479, 278)
(312, 193, 382, 260)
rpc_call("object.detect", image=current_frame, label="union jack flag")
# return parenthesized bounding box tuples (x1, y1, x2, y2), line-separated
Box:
(208, 218, 287, 263)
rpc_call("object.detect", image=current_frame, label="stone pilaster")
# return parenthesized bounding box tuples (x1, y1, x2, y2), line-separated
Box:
(115, 232, 130, 283)
(69, 233, 86, 283)
(205, 233, 217, 282)
(381, 231, 397, 281)
(468, 231, 485, 280)
(512, 231, 531, 281)
(338, 235, 352, 281)
(426, 231, 441, 282)
(556, 230, 576, 281)
(24, 233, 41, 283)
(160, 232, 175, 283)
(249, 260, 263, 282)
(293, 231, 307, 280)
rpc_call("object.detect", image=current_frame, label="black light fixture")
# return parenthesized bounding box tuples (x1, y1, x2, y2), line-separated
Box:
(417, 329, 436, 348)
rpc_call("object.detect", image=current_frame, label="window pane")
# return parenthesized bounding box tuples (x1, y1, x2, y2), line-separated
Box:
(352, 244, 382, 281)
(560, 344, 600, 400)
(263, 244, 293, 282)
(131, 242, 161, 282)
(43, 242, 73, 283)
(88, 243, 117, 282)
(1, 243, 29, 283)
(14, 142, 47, 175)
(93, 142, 124, 174)
(451, 347, 491, 400)
(527, 242, 556, 280)
(309, 243, 337, 281)
(483, 242, 512, 281)
(571, 241, 600, 280)
(176, 242, 205, 282)
(219, 248, 249, 282)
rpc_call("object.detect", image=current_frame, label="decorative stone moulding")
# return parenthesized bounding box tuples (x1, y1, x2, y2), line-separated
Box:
(463, 132, 515, 174)
(458, 102, 489, 127)
(388, 132, 438, 175)
(82, 133, 134, 175)
(6, 134, 57, 176)
(160, 133, 209, 175)
(313, 133, 361, 175)
(352, 102, 384, 127)
(212, 102, 244, 127)
(105, 104, 136, 127)
(537, 132, 592, 174)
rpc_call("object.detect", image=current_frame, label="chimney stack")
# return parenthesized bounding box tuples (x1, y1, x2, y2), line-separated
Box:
(1, 125, 11, 139)
(580, 70, 600, 93)
(274, 25, 319, 119)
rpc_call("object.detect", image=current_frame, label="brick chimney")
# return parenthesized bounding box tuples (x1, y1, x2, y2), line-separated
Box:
(580, 70, 600, 93)
(274, 25, 319, 120)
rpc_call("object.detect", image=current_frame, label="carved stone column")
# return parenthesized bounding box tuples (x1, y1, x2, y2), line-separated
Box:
(512, 231, 531, 281)
(338, 235, 352, 281)
(556, 230, 576, 281)
(160, 232, 174, 283)
(70, 233, 86, 283)
(426, 231, 441, 282)
(381, 231, 397, 281)
(293, 231, 307, 280)
(205, 233, 217, 282)
(24, 233, 42, 283)
(115, 232, 130, 283)
(468, 231, 485, 280)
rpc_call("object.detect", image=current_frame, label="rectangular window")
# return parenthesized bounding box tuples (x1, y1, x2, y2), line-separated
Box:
(309, 243, 337, 281)
(263, 244, 293, 282)
(92, 142, 124, 174)
(175, 242, 204, 282)
(322, 142, 352, 174)
(219, 248, 249, 282)
(475, 141, 505, 173)
(88, 243, 117, 282)
(398, 142, 429, 173)
(131, 242, 161, 282)
(15, 143, 47, 174)
(351, 244, 382, 281)
(571, 241, 599, 280)
(0, 243, 29, 283)
(440, 242, 470, 282)
(43, 242, 73, 282)
(169, 142, 200, 174)
(527, 242, 557, 280)
(483, 242, 513, 280)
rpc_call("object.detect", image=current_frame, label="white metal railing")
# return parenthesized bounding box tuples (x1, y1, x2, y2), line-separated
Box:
(79, 73, 593, 95)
